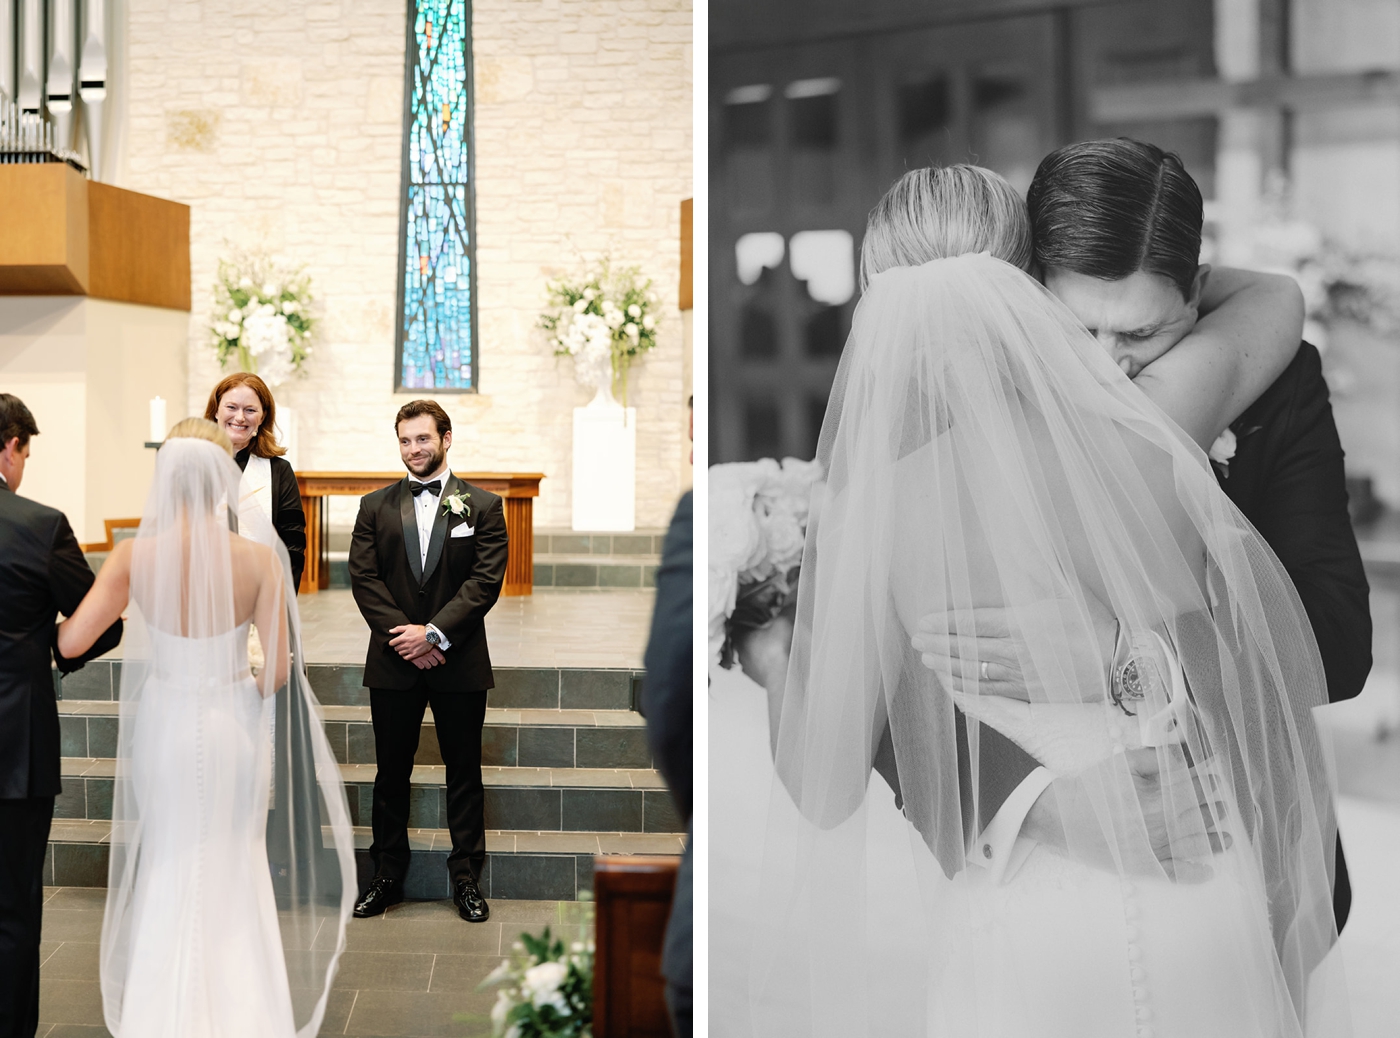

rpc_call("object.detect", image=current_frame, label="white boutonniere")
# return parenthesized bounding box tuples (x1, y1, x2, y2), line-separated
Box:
(441, 491, 471, 518)
(1208, 427, 1237, 477)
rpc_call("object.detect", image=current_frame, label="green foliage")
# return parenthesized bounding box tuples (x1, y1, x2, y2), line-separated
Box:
(470, 918, 596, 1038)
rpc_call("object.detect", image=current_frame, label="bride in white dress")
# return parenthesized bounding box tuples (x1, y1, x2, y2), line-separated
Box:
(58, 418, 355, 1038)
(737, 170, 1347, 1037)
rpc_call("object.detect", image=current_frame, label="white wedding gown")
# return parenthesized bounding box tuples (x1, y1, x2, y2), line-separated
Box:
(101, 438, 353, 1038)
(114, 621, 298, 1037)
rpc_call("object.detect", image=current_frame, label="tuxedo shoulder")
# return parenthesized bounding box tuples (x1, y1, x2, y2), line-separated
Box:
(360, 480, 403, 509)
(0, 487, 67, 532)
(1243, 340, 1325, 424)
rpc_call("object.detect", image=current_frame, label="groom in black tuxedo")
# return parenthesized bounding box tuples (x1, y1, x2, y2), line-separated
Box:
(0, 394, 122, 1038)
(893, 139, 1368, 932)
(348, 399, 508, 922)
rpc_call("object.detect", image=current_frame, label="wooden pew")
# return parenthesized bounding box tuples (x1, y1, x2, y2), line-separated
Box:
(592, 855, 679, 1038)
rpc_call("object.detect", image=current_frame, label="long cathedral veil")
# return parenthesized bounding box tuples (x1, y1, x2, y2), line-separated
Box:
(750, 254, 1342, 1035)
(100, 438, 355, 1037)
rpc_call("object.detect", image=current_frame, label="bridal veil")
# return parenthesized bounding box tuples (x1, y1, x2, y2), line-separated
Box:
(750, 254, 1342, 1035)
(99, 438, 355, 1037)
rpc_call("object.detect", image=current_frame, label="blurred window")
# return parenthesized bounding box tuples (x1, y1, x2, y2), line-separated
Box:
(725, 84, 774, 150)
(735, 232, 785, 285)
(786, 78, 841, 149)
(745, 398, 783, 459)
(790, 229, 855, 306)
(898, 74, 951, 142)
(740, 304, 779, 359)
(805, 305, 848, 358)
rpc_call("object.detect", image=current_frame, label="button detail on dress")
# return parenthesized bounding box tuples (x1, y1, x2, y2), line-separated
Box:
(982, 844, 993, 859)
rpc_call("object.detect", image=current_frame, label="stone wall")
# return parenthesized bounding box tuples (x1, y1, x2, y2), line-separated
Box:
(114, 0, 692, 528)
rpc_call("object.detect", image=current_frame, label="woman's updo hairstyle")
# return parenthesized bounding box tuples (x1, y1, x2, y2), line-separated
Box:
(859, 165, 1033, 290)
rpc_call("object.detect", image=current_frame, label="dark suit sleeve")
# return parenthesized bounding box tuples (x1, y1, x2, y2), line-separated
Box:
(430, 494, 508, 641)
(1247, 348, 1372, 702)
(272, 459, 307, 591)
(349, 496, 412, 634)
(48, 513, 122, 673)
(873, 706, 1041, 848)
(643, 492, 693, 822)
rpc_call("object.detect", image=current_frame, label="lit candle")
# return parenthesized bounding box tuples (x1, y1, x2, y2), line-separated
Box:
(149, 396, 166, 444)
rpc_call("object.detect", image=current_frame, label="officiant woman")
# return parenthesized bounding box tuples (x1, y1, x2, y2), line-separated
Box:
(205, 373, 307, 589)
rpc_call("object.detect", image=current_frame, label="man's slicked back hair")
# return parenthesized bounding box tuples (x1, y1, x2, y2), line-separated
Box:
(1026, 138, 1203, 299)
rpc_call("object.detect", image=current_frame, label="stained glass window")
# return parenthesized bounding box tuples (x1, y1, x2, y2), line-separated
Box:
(396, 0, 478, 391)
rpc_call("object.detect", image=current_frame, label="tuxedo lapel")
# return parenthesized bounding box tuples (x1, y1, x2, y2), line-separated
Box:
(398, 479, 424, 585)
(420, 476, 458, 586)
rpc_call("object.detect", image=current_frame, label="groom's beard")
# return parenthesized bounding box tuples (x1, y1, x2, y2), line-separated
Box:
(405, 444, 448, 478)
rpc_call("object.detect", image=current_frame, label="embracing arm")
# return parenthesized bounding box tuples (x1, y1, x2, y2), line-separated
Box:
(429, 495, 508, 641)
(1136, 268, 1303, 449)
(56, 537, 131, 661)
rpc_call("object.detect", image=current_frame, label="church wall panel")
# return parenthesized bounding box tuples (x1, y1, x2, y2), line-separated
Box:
(114, 0, 692, 529)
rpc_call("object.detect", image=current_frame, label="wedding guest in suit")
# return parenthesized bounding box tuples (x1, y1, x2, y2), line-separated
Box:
(0, 394, 122, 1038)
(348, 399, 508, 922)
(643, 400, 693, 1038)
(205, 373, 307, 589)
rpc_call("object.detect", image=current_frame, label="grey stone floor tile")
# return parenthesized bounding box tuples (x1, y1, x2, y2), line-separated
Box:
(426, 952, 506, 993)
(344, 917, 504, 956)
(344, 988, 492, 1036)
(331, 950, 436, 992)
(43, 888, 107, 911)
(39, 909, 103, 943)
(38, 977, 105, 1027)
(37, 941, 99, 980)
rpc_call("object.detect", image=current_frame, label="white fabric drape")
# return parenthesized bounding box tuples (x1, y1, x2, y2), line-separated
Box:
(750, 254, 1346, 1036)
(100, 438, 355, 1038)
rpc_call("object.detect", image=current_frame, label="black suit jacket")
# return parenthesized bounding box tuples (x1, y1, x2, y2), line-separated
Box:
(0, 482, 122, 799)
(643, 491, 693, 990)
(349, 474, 508, 692)
(876, 342, 1368, 927)
(234, 448, 307, 591)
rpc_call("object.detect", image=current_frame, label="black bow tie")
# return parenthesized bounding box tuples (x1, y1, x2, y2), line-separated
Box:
(410, 480, 442, 497)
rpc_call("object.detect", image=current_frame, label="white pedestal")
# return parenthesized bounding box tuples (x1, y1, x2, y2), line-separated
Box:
(572, 404, 636, 531)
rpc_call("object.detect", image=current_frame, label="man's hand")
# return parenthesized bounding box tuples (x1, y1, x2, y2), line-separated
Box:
(410, 647, 447, 670)
(389, 624, 435, 661)
(1021, 745, 1231, 883)
(911, 600, 1116, 703)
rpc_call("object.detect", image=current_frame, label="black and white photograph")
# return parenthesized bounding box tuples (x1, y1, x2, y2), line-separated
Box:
(0, 1, 692, 1036)
(709, 1, 1400, 1036)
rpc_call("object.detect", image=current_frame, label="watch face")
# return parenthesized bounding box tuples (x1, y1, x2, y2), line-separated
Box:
(426, 630, 441, 645)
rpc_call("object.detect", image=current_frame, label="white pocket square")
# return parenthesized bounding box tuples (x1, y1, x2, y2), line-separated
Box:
(450, 523, 475, 538)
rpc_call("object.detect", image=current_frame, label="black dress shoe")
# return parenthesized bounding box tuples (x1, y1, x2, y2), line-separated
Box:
(453, 874, 490, 922)
(354, 876, 403, 918)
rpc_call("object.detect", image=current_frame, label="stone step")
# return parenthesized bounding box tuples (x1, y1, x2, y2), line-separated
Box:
(56, 759, 684, 835)
(45, 820, 684, 901)
(56, 661, 647, 712)
(321, 553, 659, 590)
(56, 701, 652, 770)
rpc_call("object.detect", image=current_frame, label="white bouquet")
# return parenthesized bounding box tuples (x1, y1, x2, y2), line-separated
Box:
(209, 250, 316, 387)
(540, 259, 660, 407)
(709, 457, 824, 666)
(473, 926, 593, 1038)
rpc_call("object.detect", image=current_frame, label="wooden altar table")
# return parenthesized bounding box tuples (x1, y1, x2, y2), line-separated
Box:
(296, 472, 544, 596)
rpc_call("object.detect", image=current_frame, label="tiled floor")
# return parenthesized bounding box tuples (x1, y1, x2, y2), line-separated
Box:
(36, 890, 593, 1037)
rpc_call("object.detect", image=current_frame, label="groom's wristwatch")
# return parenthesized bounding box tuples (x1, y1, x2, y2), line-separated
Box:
(425, 627, 442, 647)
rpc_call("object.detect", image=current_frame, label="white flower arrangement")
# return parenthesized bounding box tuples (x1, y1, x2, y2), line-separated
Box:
(208, 250, 316, 387)
(709, 457, 825, 667)
(441, 491, 472, 519)
(540, 259, 660, 408)
(474, 927, 593, 1038)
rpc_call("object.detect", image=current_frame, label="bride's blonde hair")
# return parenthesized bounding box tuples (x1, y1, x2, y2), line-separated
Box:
(859, 165, 1033, 290)
(165, 417, 234, 456)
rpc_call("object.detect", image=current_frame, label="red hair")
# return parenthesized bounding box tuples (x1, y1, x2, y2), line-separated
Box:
(204, 372, 286, 458)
